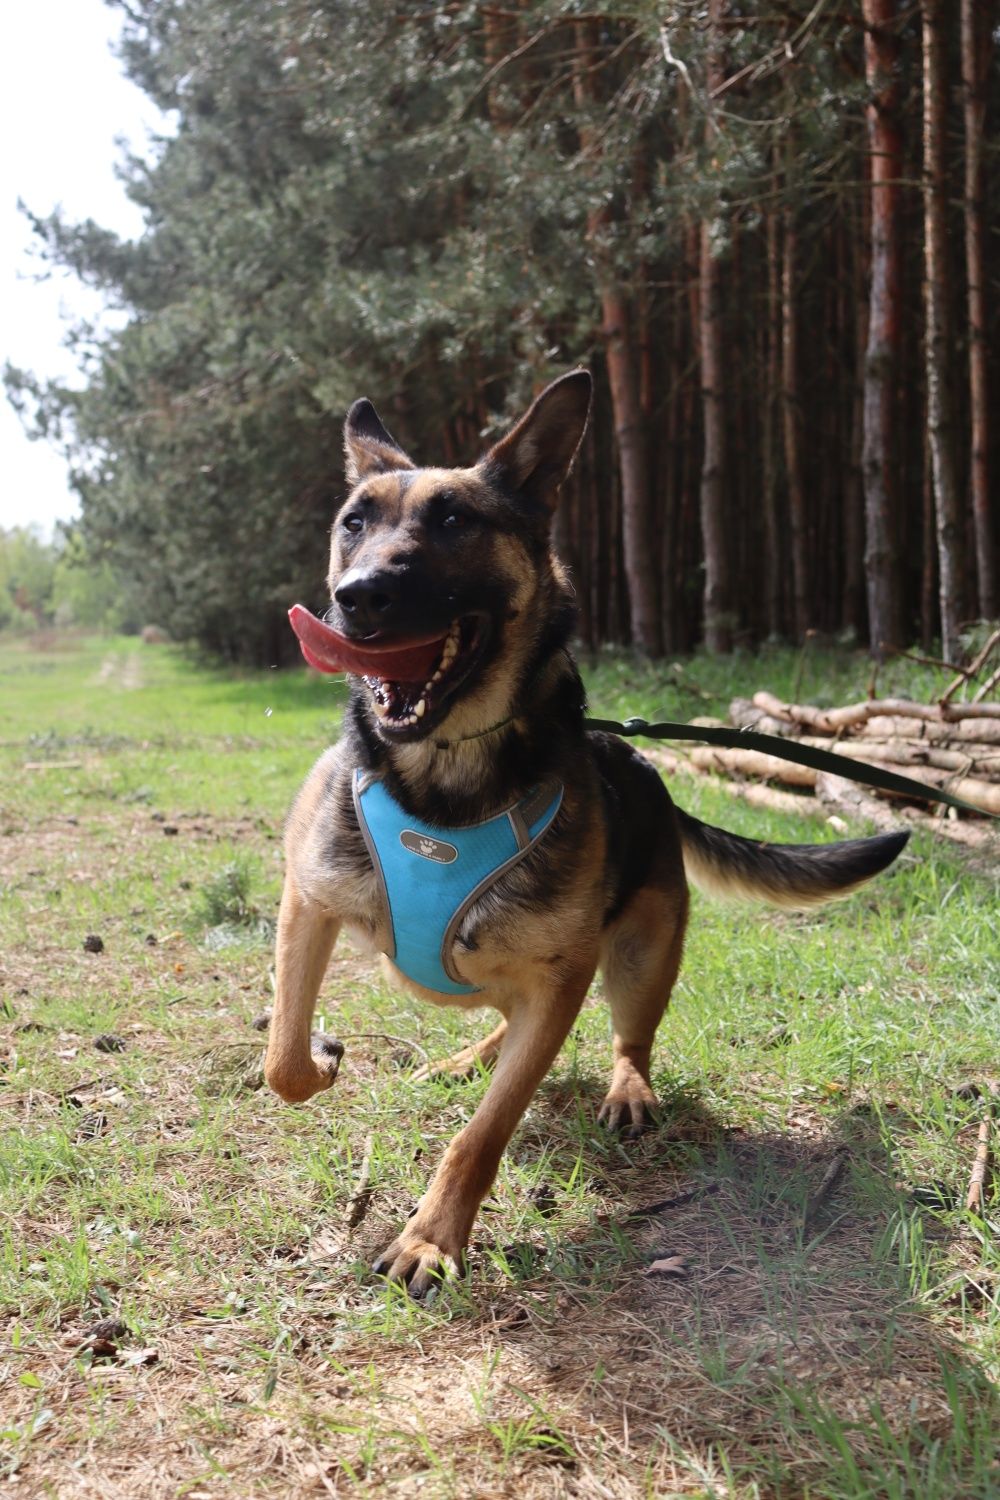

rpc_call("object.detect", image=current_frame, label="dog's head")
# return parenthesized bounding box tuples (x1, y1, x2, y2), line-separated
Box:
(326, 370, 592, 743)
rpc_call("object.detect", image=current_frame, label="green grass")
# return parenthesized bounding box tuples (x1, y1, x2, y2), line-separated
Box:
(1, 631, 998, 1498)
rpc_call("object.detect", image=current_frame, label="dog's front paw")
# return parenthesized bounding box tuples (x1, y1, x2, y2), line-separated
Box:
(310, 1032, 345, 1083)
(372, 1223, 465, 1300)
(265, 1034, 344, 1103)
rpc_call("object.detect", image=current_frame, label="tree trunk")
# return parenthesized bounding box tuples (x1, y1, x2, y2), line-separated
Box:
(782, 209, 809, 641)
(602, 290, 661, 654)
(699, 220, 731, 653)
(961, 0, 996, 618)
(572, 21, 661, 655)
(861, 0, 903, 658)
(698, 0, 732, 653)
(923, 0, 964, 662)
(844, 199, 868, 638)
(761, 201, 783, 639)
(482, 5, 518, 128)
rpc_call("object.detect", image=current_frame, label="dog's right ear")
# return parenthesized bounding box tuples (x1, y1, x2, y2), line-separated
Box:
(344, 400, 415, 486)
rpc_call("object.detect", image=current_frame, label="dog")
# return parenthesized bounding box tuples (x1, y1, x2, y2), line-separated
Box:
(265, 369, 908, 1298)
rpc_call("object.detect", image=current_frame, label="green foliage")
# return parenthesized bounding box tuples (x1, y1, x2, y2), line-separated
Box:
(6, 3, 994, 660)
(0, 527, 58, 629)
(51, 531, 137, 632)
(2, 1, 852, 662)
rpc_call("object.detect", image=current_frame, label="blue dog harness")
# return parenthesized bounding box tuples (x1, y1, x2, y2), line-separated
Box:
(352, 770, 564, 995)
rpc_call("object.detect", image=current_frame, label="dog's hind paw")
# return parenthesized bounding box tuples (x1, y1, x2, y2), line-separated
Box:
(598, 1083, 658, 1139)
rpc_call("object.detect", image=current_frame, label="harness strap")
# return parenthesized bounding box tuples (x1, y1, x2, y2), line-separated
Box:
(585, 715, 995, 819)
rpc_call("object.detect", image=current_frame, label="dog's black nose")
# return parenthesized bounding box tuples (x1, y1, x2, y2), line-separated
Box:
(334, 569, 399, 630)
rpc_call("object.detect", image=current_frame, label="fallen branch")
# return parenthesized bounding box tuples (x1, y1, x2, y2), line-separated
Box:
(974, 664, 1000, 705)
(941, 626, 1000, 705)
(625, 1181, 720, 1222)
(966, 1087, 996, 1215)
(347, 1132, 375, 1229)
(803, 1148, 850, 1235)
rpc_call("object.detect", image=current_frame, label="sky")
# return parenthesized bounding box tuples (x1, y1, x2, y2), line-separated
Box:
(0, 1, 166, 538)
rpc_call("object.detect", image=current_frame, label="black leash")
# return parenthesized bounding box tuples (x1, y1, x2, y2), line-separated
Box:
(585, 715, 996, 820)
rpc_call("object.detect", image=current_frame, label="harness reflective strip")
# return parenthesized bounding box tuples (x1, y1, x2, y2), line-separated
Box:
(352, 771, 564, 996)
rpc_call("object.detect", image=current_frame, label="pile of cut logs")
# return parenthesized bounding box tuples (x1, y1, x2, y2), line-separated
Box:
(644, 632, 1000, 844)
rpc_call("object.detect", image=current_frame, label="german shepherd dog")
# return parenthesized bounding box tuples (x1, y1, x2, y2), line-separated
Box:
(265, 370, 908, 1298)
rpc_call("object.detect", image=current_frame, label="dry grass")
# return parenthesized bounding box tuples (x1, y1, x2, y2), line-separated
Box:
(2, 635, 998, 1498)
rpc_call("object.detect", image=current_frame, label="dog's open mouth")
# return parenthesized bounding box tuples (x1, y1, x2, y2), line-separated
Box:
(363, 615, 487, 732)
(288, 604, 488, 736)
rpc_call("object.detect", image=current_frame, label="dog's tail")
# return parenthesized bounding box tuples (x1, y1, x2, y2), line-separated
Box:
(676, 810, 909, 910)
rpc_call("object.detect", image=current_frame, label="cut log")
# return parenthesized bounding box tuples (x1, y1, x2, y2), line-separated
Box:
(861, 716, 1000, 745)
(800, 736, 1000, 776)
(729, 698, 800, 737)
(752, 690, 1000, 734)
(641, 747, 824, 818)
(689, 746, 816, 787)
(814, 772, 904, 832)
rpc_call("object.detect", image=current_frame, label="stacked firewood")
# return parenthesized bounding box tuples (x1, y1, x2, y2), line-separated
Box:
(644, 631, 1000, 842)
(725, 689, 1000, 818)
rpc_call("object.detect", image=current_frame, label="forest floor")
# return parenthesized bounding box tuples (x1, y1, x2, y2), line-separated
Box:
(1, 632, 998, 1499)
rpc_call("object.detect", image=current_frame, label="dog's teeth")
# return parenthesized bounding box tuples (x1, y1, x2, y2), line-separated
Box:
(414, 699, 426, 718)
(431, 670, 442, 683)
(372, 700, 389, 719)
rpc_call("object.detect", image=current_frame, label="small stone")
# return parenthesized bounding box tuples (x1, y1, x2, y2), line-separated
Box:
(251, 1010, 272, 1032)
(83, 934, 104, 954)
(144, 933, 158, 946)
(162, 825, 179, 837)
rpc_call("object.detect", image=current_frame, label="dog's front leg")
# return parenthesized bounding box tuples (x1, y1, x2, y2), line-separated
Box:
(373, 964, 593, 1298)
(265, 874, 342, 1104)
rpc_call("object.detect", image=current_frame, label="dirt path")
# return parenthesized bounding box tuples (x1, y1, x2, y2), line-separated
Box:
(93, 647, 144, 691)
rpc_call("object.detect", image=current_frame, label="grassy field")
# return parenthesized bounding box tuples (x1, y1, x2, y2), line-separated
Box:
(1, 631, 998, 1499)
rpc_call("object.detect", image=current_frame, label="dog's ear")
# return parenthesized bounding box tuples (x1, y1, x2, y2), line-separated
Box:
(344, 400, 415, 486)
(482, 369, 592, 511)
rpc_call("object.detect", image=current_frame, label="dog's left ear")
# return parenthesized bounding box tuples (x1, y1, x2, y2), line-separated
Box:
(344, 399, 415, 487)
(482, 369, 592, 512)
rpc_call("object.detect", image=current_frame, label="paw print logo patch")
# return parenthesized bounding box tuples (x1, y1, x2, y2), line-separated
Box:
(400, 829, 459, 864)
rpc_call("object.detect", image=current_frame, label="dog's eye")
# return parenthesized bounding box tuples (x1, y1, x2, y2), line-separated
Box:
(441, 512, 467, 530)
(342, 514, 365, 533)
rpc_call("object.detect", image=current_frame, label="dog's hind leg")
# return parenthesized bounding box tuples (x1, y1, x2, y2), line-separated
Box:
(265, 874, 343, 1103)
(412, 1019, 508, 1083)
(598, 882, 688, 1137)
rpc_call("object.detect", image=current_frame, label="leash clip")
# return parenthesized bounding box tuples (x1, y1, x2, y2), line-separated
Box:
(621, 717, 649, 736)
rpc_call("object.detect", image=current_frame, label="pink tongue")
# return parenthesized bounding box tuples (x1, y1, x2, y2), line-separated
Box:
(288, 604, 446, 682)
